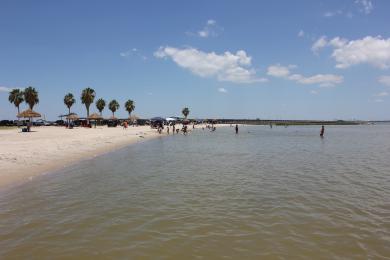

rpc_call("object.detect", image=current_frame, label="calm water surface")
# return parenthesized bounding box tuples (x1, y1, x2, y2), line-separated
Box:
(1, 125, 390, 259)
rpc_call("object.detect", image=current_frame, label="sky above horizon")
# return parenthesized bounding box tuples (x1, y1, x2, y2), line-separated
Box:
(1, 0, 390, 120)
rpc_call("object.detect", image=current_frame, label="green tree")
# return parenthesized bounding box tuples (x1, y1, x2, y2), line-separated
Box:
(109, 99, 120, 117)
(81, 87, 96, 120)
(64, 93, 75, 126)
(23, 86, 39, 109)
(64, 93, 75, 116)
(124, 99, 135, 116)
(8, 89, 24, 114)
(182, 107, 190, 119)
(96, 98, 106, 116)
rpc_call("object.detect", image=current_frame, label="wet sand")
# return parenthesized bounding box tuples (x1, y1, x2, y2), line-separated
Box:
(0, 125, 162, 189)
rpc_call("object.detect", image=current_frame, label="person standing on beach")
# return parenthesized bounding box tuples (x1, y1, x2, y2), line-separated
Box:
(235, 124, 238, 134)
(172, 124, 175, 134)
(167, 126, 170, 134)
(320, 125, 325, 137)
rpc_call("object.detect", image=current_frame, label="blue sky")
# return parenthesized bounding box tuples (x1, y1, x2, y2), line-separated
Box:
(1, 0, 390, 120)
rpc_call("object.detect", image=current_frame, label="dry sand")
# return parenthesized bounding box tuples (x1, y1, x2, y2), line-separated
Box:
(0, 125, 163, 190)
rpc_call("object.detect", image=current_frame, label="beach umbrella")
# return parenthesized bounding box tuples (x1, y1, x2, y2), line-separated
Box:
(66, 113, 79, 120)
(88, 113, 103, 120)
(17, 109, 41, 119)
(17, 109, 41, 131)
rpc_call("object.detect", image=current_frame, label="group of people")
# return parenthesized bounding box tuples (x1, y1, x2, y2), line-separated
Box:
(156, 122, 190, 135)
(158, 122, 325, 137)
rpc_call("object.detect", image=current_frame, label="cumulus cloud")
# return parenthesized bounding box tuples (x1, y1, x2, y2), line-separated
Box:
(218, 87, 228, 93)
(355, 0, 373, 14)
(312, 36, 390, 69)
(154, 46, 267, 84)
(267, 64, 343, 87)
(0, 86, 12, 92)
(378, 76, 390, 86)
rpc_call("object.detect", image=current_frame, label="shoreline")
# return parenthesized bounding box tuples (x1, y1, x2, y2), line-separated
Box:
(0, 125, 164, 191)
(0, 124, 220, 191)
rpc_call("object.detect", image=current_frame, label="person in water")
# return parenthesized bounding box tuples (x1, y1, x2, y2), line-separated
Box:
(235, 124, 238, 134)
(320, 125, 325, 137)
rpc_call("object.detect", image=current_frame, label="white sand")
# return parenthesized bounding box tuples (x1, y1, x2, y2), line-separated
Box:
(0, 125, 163, 189)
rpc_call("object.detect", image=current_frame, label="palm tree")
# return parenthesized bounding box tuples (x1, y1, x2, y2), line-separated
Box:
(124, 99, 135, 116)
(109, 99, 120, 117)
(8, 89, 24, 114)
(96, 98, 106, 116)
(24, 86, 39, 109)
(81, 87, 96, 121)
(64, 93, 75, 115)
(64, 93, 75, 127)
(182, 107, 190, 119)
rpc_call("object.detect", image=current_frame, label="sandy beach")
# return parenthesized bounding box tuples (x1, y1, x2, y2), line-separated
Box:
(0, 125, 164, 189)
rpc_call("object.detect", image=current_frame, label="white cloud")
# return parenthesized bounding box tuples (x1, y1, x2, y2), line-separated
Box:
(310, 90, 319, 95)
(373, 91, 389, 97)
(189, 19, 222, 38)
(120, 48, 147, 60)
(323, 10, 343, 17)
(355, 0, 373, 14)
(154, 46, 268, 84)
(120, 48, 138, 57)
(267, 64, 292, 77)
(311, 36, 328, 53)
(218, 87, 227, 93)
(298, 30, 304, 37)
(0, 86, 12, 92)
(300, 74, 343, 87)
(312, 36, 390, 69)
(378, 76, 390, 86)
(267, 64, 343, 87)
(374, 99, 383, 103)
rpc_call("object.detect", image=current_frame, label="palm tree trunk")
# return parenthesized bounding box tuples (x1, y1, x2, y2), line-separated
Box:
(68, 107, 70, 128)
(86, 106, 90, 125)
(17, 106, 20, 128)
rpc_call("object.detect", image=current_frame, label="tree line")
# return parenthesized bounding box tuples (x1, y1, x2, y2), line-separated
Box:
(9, 87, 135, 118)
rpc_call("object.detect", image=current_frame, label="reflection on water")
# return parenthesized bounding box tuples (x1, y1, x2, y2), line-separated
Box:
(1, 125, 390, 258)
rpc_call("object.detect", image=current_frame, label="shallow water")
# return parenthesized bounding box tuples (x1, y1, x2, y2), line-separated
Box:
(1, 125, 390, 259)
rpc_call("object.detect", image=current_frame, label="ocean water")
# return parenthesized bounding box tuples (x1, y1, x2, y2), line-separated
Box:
(0, 125, 389, 259)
